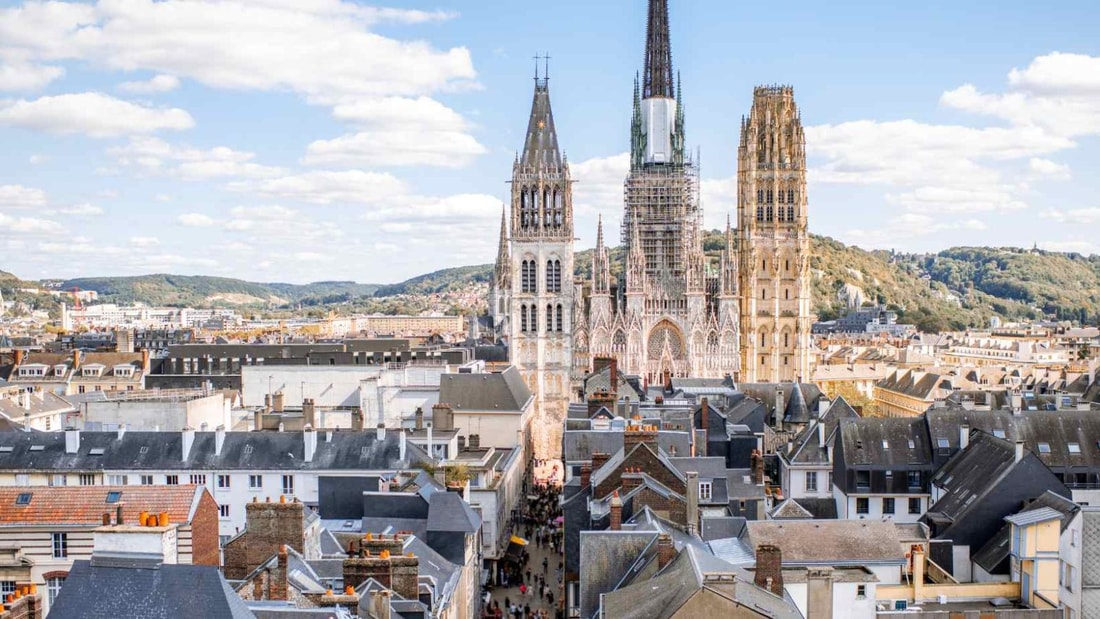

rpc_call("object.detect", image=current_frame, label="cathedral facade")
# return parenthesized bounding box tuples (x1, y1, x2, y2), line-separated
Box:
(490, 0, 814, 458)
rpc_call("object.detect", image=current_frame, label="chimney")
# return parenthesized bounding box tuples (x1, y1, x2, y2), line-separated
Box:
(303, 399, 316, 429)
(304, 426, 317, 463)
(254, 408, 265, 432)
(1015, 440, 1025, 463)
(580, 463, 592, 490)
(272, 392, 285, 413)
(469, 434, 481, 450)
(750, 449, 764, 485)
(1011, 393, 1023, 415)
(224, 499, 307, 580)
(807, 568, 834, 619)
(13, 349, 24, 366)
(213, 424, 226, 455)
(271, 545, 290, 601)
(754, 544, 784, 598)
(181, 428, 195, 461)
(117, 423, 127, 441)
(775, 388, 785, 432)
(959, 424, 970, 450)
(609, 491, 622, 531)
(398, 429, 406, 461)
(352, 409, 364, 431)
(609, 356, 618, 393)
(141, 349, 150, 373)
(700, 397, 709, 434)
(817, 420, 825, 447)
(369, 590, 392, 619)
(657, 533, 675, 570)
(116, 502, 124, 525)
(71, 349, 81, 370)
(685, 471, 699, 535)
(65, 428, 80, 454)
(432, 403, 454, 431)
(624, 424, 659, 451)
(414, 407, 424, 430)
(591, 452, 611, 474)
(376, 423, 386, 441)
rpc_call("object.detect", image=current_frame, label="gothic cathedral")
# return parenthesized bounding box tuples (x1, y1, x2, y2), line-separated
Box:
(490, 0, 814, 458)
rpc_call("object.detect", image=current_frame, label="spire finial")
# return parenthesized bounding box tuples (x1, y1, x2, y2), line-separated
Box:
(643, 0, 673, 99)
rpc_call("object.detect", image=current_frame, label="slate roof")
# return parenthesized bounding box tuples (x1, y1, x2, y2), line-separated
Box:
(0, 485, 203, 526)
(0, 391, 77, 420)
(785, 396, 860, 466)
(578, 531, 656, 619)
(1005, 506, 1064, 527)
(0, 430, 429, 472)
(972, 524, 1011, 575)
(876, 370, 961, 400)
(739, 382, 825, 425)
(770, 498, 814, 520)
(426, 491, 481, 533)
(50, 559, 255, 618)
(700, 516, 746, 542)
(438, 366, 532, 412)
(745, 520, 905, 565)
(1020, 490, 1081, 532)
(563, 429, 691, 463)
(792, 497, 839, 520)
(838, 416, 932, 468)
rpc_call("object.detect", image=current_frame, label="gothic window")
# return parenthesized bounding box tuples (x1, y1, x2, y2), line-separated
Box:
(521, 260, 536, 293)
(530, 306, 538, 333)
(521, 190, 530, 227)
(756, 207, 764, 222)
(785, 259, 790, 272)
(761, 288, 766, 300)
(762, 260, 766, 272)
(787, 189, 795, 203)
(612, 330, 627, 351)
(757, 190, 764, 204)
(520, 305, 528, 332)
(553, 189, 563, 227)
(783, 331, 790, 347)
(766, 190, 774, 204)
(647, 323, 684, 360)
(787, 206, 795, 221)
(766, 206, 774, 221)
(785, 289, 790, 300)
(707, 332, 719, 348)
(556, 305, 564, 332)
(547, 304, 554, 332)
(547, 259, 562, 293)
(777, 190, 785, 205)
(759, 329, 768, 348)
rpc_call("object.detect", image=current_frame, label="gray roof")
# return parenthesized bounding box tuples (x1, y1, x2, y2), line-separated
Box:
(745, 520, 905, 565)
(563, 429, 691, 462)
(926, 433, 1023, 523)
(438, 366, 532, 412)
(972, 523, 1011, 575)
(426, 491, 481, 533)
(1020, 490, 1081, 532)
(50, 559, 255, 619)
(0, 429, 428, 472)
(786, 396, 860, 465)
(520, 78, 561, 168)
(1005, 506, 1064, 527)
(579, 531, 656, 619)
(838, 416, 931, 467)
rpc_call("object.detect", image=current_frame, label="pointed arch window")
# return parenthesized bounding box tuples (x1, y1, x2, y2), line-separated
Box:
(553, 190, 564, 227)
(766, 206, 774, 221)
(520, 305, 528, 333)
(521, 260, 537, 293)
(556, 304, 564, 332)
(530, 305, 538, 333)
(787, 189, 795, 204)
(766, 190, 774, 204)
(547, 259, 562, 293)
(784, 331, 790, 348)
(547, 304, 554, 332)
(787, 206, 795, 222)
(757, 190, 764, 204)
(521, 189, 531, 228)
(756, 207, 764, 222)
(777, 190, 785, 205)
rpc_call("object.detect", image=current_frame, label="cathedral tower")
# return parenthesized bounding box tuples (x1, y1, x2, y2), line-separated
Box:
(737, 86, 813, 382)
(507, 69, 574, 459)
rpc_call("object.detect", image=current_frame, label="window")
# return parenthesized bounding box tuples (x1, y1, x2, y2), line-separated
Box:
(190, 474, 207, 486)
(15, 492, 32, 505)
(79, 474, 96, 486)
(15, 474, 29, 486)
(520, 304, 528, 333)
(883, 497, 896, 515)
(907, 471, 921, 489)
(547, 304, 554, 332)
(856, 471, 870, 489)
(547, 259, 562, 293)
(856, 498, 869, 515)
(828, 472, 834, 490)
(218, 504, 230, 519)
(936, 438, 950, 449)
(166, 475, 179, 485)
(805, 471, 818, 492)
(105, 491, 122, 503)
(993, 429, 1006, 439)
(140, 475, 154, 486)
(47, 576, 65, 607)
(698, 481, 712, 501)
(52, 532, 68, 558)
(1038, 442, 1051, 454)
(556, 304, 564, 333)
(856, 585, 866, 599)
(1063, 562, 1075, 591)
(1068, 443, 1081, 454)
(1072, 529, 1080, 547)
(249, 475, 263, 490)
(106, 475, 127, 486)
(530, 306, 537, 333)
(216, 475, 231, 489)
(282, 475, 295, 497)
(0, 582, 14, 597)
(909, 498, 921, 515)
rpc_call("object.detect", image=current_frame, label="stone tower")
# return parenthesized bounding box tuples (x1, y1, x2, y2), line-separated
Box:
(737, 86, 813, 382)
(506, 70, 574, 459)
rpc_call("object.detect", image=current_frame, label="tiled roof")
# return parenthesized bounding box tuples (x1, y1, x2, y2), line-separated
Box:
(745, 520, 905, 565)
(0, 485, 203, 526)
(438, 366, 532, 412)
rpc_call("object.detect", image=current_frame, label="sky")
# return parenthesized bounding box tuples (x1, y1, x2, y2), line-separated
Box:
(0, 0, 1098, 285)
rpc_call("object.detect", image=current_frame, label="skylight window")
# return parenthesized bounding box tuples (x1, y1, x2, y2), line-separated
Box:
(29, 445, 44, 452)
(89, 448, 105, 456)
(993, 430, 1006, 439)
(1068, 443, 1081, 454)
(15, 493, 32, 505)
(936, 439, 950, 449)
(907, 439, 915, 449)
(0, 446, 13, 453)
(1038, 442, 1051, 454)
(882, 440, 889, 449)
(106, 491, 122, 503)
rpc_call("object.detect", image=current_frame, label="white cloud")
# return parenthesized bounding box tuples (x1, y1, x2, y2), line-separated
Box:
(844, 213, 987, 249)
(177, 213, 215, 227)
(0, 212, 64, 233)
(0, 62, 63, 91)
(293, 251, 331, 263)
(231, 170, 407, 205)
(304, 128, 485, 168)
(1039, 240, 1099, 255)
(118, 74, 181, 94)
(0, 92, 194, 137)
(1008, 52, 1100, 96)
(571, 153, 628, 217)
(0, 0, 474, 100)
(363, 193, 499, 223)
(0, 184, 48, 209)
(885, 186, 1027, 213)
(1028, 157, 1071, 180)
(130, 236, 160, 247)
(27, 154, 47, 165)
(110, 137, 285, 180)
(1040, 207, 1100, 225)
(59, 203, 105, 216)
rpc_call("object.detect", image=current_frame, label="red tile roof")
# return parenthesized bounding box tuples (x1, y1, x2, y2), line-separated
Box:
(0, 485, 204, 526)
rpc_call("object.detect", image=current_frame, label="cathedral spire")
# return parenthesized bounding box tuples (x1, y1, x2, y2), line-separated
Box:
(494, 205, 510, 288)
(592, 215, 611, 295)
(643, 0, 673, 99)
(627, 209, 646, 292)
(520, 59, 562, 169)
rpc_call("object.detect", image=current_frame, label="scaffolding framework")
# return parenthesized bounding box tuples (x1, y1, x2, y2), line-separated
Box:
(621, 162, 701, 282)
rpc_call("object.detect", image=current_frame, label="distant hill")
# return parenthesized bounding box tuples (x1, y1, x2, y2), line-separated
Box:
(56, 275, 380, 308)
(6, 237, 1100, 330)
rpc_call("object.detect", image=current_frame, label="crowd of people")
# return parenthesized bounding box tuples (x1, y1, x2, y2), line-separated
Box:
(482, 460, 564, 619)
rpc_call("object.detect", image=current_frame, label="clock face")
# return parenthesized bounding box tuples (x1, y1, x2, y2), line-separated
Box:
(538, 120, 546, 130)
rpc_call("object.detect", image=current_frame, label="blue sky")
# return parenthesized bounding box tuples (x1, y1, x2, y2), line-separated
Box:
(0, 0, 1098, 284)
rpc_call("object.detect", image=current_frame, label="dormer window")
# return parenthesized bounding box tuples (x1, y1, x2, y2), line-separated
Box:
(113, 365, 134, 377)
(82, 364, 105, 378)
(53, 365, 67, 376)
(19, 364, 47, 377)
(698, 481, 712, 501)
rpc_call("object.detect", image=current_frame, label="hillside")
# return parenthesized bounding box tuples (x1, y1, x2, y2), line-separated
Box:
(56, 275, 379, 308)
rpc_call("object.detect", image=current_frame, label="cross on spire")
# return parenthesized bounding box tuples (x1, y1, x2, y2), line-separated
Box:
(533, 53, 552, 82)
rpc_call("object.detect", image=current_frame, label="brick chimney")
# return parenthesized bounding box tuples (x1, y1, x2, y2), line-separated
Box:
(71, 349, 81, 371)
(414, 407, 424, 430)
(0, 584, 43, 619)
(657, 533, 675, 570)
(12, 349, 24, 366)
(580, 463, 592, 490)
(223, 498, 306, 580)
(609, 492, 622, 531)
(303, 399, 316, 428)
(270, 545, 289, 601)
(432, 403, 454, 431)
(750, 449, 764, 485)
(591, 452, 611, 474)
(272, 392, 285, 413)
(352, 409, 364, 431)
(621, 468, 643, 492)
(700, 397, 709, 433)
(754, 544, 784, 598)
(587, 389, 616, 417)
(624, 424, 658, 451)
(342, 535, 419, 601)
(685, 471, 699, 535)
